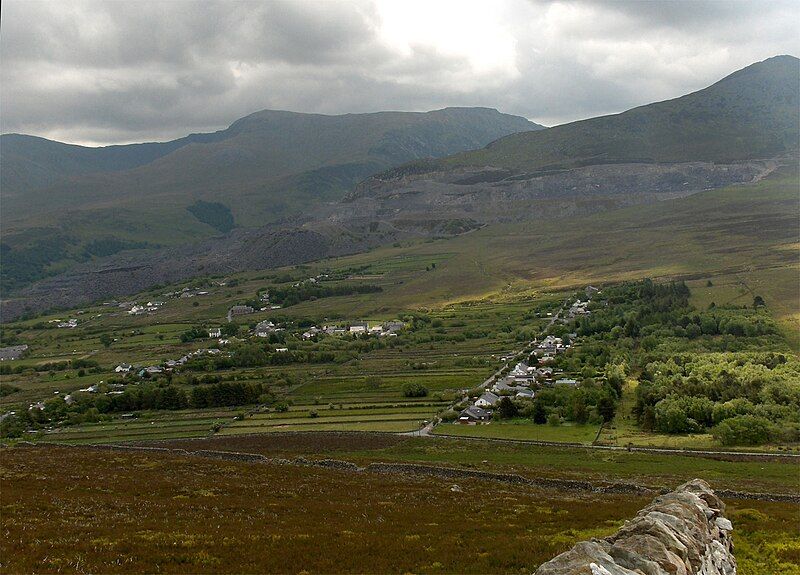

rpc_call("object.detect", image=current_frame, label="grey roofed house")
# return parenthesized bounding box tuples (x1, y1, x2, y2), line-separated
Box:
(459, 405, 491, 423)
(0, 345, 29, 361)
(475, 391, 500, 407)
(255, 320, 276, 335)
(516, 388, 535, 399)
(492, 380, 517, 394)
(382, 321, 405, 332)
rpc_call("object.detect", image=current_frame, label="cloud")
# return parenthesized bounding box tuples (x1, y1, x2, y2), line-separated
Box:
(1, 0, 797, 144)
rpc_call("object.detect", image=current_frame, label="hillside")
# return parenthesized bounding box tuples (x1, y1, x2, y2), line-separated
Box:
(345, 56, 798, 230)
(3, 164, 797, 340)
(0, 131, 230, 195)
(0, 108, 540, 293)
(420, 55, 800, 172)
(2, 56, 797, 312)
(1, 108, 540, 223)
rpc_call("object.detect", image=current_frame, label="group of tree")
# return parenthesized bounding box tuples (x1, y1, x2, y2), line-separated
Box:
(268, 283, 382, 307)
(634, 353, 799, 444)
(1, 380, 275, 438)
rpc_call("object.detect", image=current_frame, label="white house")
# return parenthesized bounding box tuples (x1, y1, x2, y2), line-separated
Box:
(349, 323, 368, 334)
(208, 328, 221, 338)
(555, 378, 579, 386)
(475, 391, 500, 408)
(114, 363, 132, 373)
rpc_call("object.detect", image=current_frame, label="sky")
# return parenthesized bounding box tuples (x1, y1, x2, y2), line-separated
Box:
(2, 0, 798, 146)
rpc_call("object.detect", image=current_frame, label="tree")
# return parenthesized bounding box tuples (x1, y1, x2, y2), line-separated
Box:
(597, 393, 617, 422)
(221, 322, 240, 337)
(402, 382, 428, 398)
(532, 400, 547, 424)
(99, 333, 113, 348)
(712, 415, 774, 446)
(685, 324, 702, 339)
(572, 395, 589, 424)
(753, 295, 766, 309)
(497, 397, 519, 419)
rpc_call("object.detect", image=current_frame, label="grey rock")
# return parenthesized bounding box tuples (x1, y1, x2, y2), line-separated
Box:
(534, 479, 736, 575)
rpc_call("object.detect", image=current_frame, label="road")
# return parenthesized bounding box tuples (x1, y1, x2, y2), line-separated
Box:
(414, 299, 569, 435)
(401, 295, 800, 460)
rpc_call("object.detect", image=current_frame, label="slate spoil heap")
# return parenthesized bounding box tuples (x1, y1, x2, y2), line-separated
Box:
(535, 479, 736, 575)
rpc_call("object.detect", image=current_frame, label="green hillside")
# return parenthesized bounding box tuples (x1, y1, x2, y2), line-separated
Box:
(2, 107, 539, 226)
(0, 131, 229, 195)
(283, 164, 799, 347)
(0, 108, 539, 293)
(433, 55, 799, 172)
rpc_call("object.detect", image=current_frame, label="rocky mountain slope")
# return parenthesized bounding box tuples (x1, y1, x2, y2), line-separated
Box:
(1, 107, 540, 293)
(346, 56, 798, 224)
(2, 56, 797, 320)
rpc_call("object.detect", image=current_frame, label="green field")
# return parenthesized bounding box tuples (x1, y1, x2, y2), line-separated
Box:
(2, 163, 798, 454)
(434, 421, 600, 443)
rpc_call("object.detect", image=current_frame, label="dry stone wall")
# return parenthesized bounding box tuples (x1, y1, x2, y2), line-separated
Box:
(534, 479, 736, 575)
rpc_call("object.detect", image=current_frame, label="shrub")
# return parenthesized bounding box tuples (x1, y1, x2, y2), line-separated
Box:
(439, 409, 459, 423)
(402, 382, 428, 398)
(712, 415, 775, 446)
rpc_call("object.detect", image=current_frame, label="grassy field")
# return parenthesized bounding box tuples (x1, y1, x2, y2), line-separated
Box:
(154, 433, 800, 496)
(434, 421, 600, 444)
(595, 380, 721, 449)
(2, 444, 798, 575)
(1, 164, 797, 451)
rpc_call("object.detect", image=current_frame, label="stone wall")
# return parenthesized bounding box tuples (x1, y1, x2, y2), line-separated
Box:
(534, 479, 736, 575)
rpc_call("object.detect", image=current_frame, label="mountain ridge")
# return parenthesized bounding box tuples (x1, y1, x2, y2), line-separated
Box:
(1, 107, 541, 294)
(370, 54, 799, 179)
(1, 55, 797, 319)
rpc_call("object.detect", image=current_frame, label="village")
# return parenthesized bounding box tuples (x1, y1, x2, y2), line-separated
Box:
(32, 312, 410, 411)
(8, 282, 601, 431)
(454, 287, 599, 425)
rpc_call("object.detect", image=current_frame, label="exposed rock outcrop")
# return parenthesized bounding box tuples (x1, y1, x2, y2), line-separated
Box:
(534, 479, 736, 575)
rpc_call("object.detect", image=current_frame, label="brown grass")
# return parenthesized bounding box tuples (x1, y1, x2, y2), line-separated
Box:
(151, 431, 406, 456)
(2, 445, 798, 574)
(2, 445, 646, 574)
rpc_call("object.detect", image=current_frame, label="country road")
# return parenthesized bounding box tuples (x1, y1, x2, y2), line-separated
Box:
(404, 293, 800, 461)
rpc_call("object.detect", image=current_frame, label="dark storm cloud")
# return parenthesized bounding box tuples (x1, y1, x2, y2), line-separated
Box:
(1, 0, 797, 145)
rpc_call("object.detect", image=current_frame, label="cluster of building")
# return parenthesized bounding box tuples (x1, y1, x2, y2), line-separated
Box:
(113, 348, 226, 378)
(256, 292, 282, 310)
(301, 320, 404, 339)
(128, 301, 164, 315)
(457, 308, 588, 424)
(167, 287, 210, 299)
(49, 318, 78, 328)
(457, 364, 578, 425)
(567, 300, 591, 319)
(532, 335, 568, 361)
(291, 273, 331, 287)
